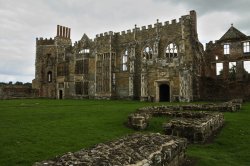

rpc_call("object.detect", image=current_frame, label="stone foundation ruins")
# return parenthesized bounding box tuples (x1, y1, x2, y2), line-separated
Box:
(126, 100, 243, 143)
(33, 133, 187, 166)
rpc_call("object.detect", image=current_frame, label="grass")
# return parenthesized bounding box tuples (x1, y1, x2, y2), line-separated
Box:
(0, 99, 249, 166)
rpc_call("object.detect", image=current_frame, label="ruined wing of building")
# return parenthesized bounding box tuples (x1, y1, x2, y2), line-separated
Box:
(32, 10, 250, 102)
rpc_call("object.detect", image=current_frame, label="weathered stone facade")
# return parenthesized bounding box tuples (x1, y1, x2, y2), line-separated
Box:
(32, 11, 204, 102)
(201, 25, 250, 101)
(33, 133, 187, 166)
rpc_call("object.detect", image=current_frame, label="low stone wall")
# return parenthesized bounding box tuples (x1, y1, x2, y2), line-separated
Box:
(137, 99, 242, 113)
(0, 85, 38, 99)
(33, 133, 187, 166)
(163, 112, 224, 143)
(127, 102, 229, 143)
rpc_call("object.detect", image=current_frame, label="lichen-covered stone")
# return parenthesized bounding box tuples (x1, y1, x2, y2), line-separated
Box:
(33, 133, 187, 166)
(127, 102, 229, 143)
(162, 112, 224, 143)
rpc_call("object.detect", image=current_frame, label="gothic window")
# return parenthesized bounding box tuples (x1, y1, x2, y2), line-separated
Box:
(243, 41, 250, 53)
(142, 46, 153, 60)
(47, 71, 52, 83)
(224, 44, 230, 55)
(166, 43, 178, 58)
(122, 49, 128, 71)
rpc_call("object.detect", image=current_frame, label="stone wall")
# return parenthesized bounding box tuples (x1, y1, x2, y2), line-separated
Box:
(0, 85, 38, 99)
(200, 77, 250, 101)
(162, 112, 224, 143)
(33, 133, 187, 166)
(126, 101, 242, 143)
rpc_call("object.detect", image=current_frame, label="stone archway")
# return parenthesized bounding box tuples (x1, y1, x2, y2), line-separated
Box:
(159, 84, 170, 102)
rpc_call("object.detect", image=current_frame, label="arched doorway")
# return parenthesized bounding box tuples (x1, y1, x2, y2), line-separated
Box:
(59, 90, 63, 99)
(159, 84, 170, 102)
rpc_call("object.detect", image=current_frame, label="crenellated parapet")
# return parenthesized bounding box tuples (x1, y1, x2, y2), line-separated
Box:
(36, 37, 55, 45)
(93, 10, 196, 41)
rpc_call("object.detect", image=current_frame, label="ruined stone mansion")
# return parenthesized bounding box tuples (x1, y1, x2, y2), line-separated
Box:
(32, 10, 250, 101)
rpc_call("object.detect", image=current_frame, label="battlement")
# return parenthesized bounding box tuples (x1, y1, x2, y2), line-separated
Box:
(94, 10, 195, 40)
(56, 25, 71, 39)
(36, 37, 55, 45)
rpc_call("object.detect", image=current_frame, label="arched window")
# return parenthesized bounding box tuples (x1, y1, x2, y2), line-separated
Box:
(122, 49, 128, 71)
(166, 43, 178, 59)
(47, 71, 52, 83)
(142, 46, 153, 60)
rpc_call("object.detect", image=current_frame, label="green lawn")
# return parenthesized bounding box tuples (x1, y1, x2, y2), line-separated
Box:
(0, 99, 249, 166)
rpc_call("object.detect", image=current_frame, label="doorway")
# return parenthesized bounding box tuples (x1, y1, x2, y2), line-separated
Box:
(59, 90, 63, 99)
(159, 84, 170, 102)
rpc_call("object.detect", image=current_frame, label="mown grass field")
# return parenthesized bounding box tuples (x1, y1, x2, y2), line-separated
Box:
(0, 99, 249, 166)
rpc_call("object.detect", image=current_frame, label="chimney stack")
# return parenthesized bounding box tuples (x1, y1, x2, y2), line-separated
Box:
(56, 25, 71, 39)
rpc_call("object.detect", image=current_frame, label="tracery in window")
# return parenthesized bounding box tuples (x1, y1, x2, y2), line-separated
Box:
(166, 43, 178, 58)
(142, 46, 153, 60)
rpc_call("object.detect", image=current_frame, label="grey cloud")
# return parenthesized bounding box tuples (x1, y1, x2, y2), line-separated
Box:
(0, 0, 249, 82)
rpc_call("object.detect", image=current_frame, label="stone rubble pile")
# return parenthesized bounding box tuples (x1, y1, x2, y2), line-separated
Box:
(33, 133, 187, 166)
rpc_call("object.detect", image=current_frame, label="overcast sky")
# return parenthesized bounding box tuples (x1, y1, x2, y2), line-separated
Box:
(0, 0, 250, 83)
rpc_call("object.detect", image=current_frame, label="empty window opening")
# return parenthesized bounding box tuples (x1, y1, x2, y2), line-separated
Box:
(166, 43, 178, 59)
(47, 71, 52, 82)
(79, 48, 90, 54)
(244, 61, 250, 73)
(142, 46, 153, 60)
(122, 49, 128, 71)
(229, 62, 236, 71)
(224, 44, 230, 55)
(243, 42, 250, 53)
(229, 62, 236, 80)
(216, 63, 223, 76)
